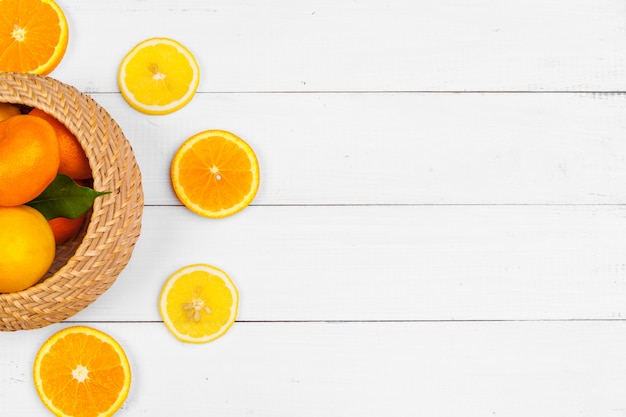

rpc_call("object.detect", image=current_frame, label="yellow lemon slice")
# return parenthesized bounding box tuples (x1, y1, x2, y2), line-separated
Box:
(159, 264, 239, 344)
(33, 326, 131, 417)
(171, 130, 260, 218)
(118, 37, 200, 115)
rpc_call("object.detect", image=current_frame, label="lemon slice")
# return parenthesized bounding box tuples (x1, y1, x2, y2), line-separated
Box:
(118, 37, 200, 115)
(159, 264, 239, 343)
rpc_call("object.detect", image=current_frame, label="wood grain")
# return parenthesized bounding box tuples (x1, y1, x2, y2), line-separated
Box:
(53, 0, 626, 93)
(69, 205, 626, 322)
(95, 92, 626, 206)
(3, 322, 626, 416)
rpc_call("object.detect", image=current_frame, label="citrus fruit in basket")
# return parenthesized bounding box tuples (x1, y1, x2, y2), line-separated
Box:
(30, 108, 92, 180)
(0, 205, 55, 293)
(118, 37, 200, 115)
(0, 0, 69, 75)
(34, 326, 131, 417)
(171, 130, 260, 218)
(0, 103, 21, 121)
(49, 213, 86, 244)
(0, 114, 60, 207)
(159, 264, 239, 343)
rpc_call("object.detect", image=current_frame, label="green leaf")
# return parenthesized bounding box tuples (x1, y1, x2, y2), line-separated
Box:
(27, 174, 110, 220)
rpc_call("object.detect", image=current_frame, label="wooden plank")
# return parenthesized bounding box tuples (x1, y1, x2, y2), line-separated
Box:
(91, 92, 626, 206)
(3, 321, 626, 415)
(70, 205, 626, 322)
(53, 0, 626, 92)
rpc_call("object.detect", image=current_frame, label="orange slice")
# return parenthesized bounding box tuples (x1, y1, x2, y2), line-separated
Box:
(33, 326, 131, 417)
(118, 37, 200, 115)
(0, 0, 69, 75)
(171, 130, 260, 218)
(159, 264, 239, 344)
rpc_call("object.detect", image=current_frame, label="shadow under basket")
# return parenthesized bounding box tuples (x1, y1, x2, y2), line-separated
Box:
(0, 72, 143, 331)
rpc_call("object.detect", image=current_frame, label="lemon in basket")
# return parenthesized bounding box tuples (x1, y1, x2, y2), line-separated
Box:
(0, 205, 55, 293)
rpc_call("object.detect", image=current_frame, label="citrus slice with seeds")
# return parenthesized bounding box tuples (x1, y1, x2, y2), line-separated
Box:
(33, 326, 131, 417)
(118, 37, 200, 115)
(0, 0, 69, 75)
(159, 264, 239, 344)
(171, 130, 260, 218)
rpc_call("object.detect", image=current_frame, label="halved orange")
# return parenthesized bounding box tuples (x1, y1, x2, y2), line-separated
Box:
(171, 130, 260, 218)
(33, 326, 131, 417)
(159, 264, 239, 344)
(0, 0, 69, 75)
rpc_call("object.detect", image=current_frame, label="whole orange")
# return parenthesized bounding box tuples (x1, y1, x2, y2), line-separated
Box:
(0, 205, 55, 293)
(30, 108, 92, 179)
(0, 103, 20, 121)
(0, 115, 60, 207)
(49, 214, 86, 244)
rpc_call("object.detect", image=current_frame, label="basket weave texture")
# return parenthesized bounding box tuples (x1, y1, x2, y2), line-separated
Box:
(0, 72, 143, 331)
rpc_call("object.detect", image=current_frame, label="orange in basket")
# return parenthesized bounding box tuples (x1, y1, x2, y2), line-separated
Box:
(49, 214, 87, 244)
(0, 114, 60, 207)
(0, 103, 20, 121)
(30, 108, 92, 180)
(0, 0, 69, 75)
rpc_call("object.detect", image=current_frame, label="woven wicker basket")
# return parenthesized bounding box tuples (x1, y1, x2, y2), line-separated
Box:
(0, 72, 143, 331)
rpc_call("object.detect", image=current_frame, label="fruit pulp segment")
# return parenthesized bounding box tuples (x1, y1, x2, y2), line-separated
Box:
(0, 0, 62, 71)
(165, 269, 235, 338)
(38, 332, 127, 417)
(177, 136, 255, 211)
(124, 43, 196, 105)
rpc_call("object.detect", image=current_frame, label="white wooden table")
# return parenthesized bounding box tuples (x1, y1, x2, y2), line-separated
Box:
(3, 1, 626, 415)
